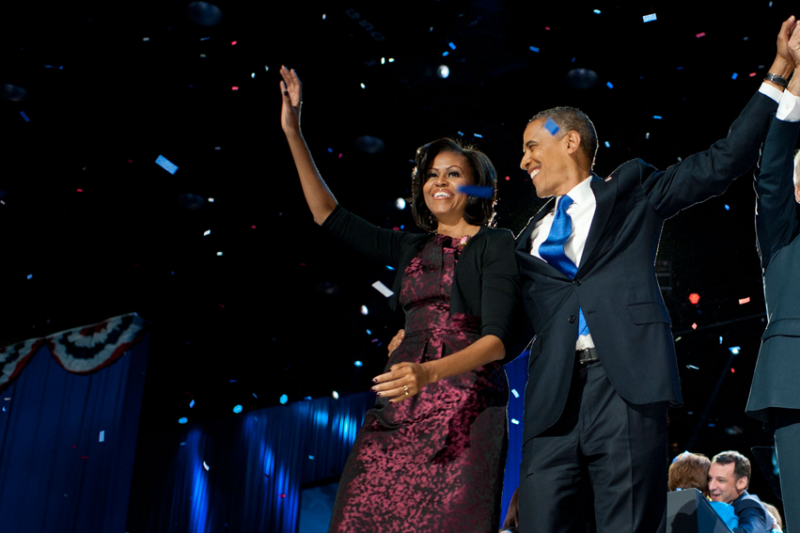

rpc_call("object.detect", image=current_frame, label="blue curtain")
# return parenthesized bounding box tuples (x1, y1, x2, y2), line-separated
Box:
(501, 352, 529, 525)
(128, 392, 374, 533)
(0, 332, 149, 533)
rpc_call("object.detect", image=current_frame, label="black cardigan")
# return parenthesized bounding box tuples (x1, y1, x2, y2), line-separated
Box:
(322, 205, 522, 356)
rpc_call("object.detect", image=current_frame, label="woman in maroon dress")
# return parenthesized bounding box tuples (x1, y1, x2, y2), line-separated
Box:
(280, 66, 521, 532)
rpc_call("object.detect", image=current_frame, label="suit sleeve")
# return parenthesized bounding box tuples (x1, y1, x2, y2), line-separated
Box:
(479, 230, 524, 359)
(732, 502, 769, 533)
(754, 117, 800, 269)
(321, 204, 409, 267)
(639, 91, 778, 219)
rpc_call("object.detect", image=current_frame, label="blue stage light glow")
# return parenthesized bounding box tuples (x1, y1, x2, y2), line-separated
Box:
(279, 394, 288, 405)
(233, 404, 243, 413)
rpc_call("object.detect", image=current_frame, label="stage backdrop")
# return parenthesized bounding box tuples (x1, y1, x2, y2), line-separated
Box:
(0, 313, 149, 533)
(128, 352, 529, 532)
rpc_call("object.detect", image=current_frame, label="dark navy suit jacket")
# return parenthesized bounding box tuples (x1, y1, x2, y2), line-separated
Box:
(731, 490, 769, 533)
(746, 116, 800, 421)
(516, 91, 779, 441)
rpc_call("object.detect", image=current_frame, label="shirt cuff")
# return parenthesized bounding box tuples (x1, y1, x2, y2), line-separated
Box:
(777, 89, 800, 121)
(759, 82, 784, 104)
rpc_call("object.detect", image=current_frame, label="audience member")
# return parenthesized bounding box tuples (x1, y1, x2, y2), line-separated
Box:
(763, 503, 783, 533)
(669, 452, 711, 497)
(709, 451, 770, 533)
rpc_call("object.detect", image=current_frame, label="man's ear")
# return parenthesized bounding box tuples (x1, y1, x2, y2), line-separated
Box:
(563, 130, 582, 157)
(735, 476, 748, 493)
(794, 183, 800, 203)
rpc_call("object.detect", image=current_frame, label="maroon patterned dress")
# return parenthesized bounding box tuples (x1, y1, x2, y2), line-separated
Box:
(329, 234, 509, 533)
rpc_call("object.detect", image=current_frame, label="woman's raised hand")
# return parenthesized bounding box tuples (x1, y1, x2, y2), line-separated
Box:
(280, 66, 303, 134)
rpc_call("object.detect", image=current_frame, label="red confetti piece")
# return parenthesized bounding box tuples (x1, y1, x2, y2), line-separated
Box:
(232, 86, 239, 91)
(545, 26, 551, 30)
(505, 176, 510, 181)
(219, 304, 225, 309)
(739, 297, 751, 305)
(688, 293, 700, 305)
(251, 225, 257, 229)
(279, 494, 286, 498)
(299, 263, 306, 266)
(231, 40, 237, 45)
(77, 189, 83, 192)
(127, 159, 134, 163)
(338, 153, 343, 159)
(749, 72, 757, 77)
(696, 32, 706, 38)
(71, 445, 77, 448)
(730, 368, 735, 374)
(691, 323, 698, 330)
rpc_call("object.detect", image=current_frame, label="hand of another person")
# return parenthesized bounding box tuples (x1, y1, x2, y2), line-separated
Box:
(372, 362, 433, 402)
(777, 16, 799, 66)
(279, 66, 302, 134)
(386, 329, 405, 357)
(788, 19, 800, 66)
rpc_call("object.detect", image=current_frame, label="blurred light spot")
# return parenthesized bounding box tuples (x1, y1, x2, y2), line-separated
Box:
(511, 389, 519, 398)
(203, 461, 210, 471)
(395, 198, 406, 210)
(190, 399, 195, 408)
(308, 455, 315, 460)
(593, 9, 601, 14)
(511, 418, 520, 425)
(27, 274, 32, 280)
(217, 251, 223, 256)
(437, 65, 450, 79)
(691, 323, 698, 330)
(280, 394, 288, 404)
(99, 430, 105, 442)
(689, 293, 700, 305)
(724, 204, 730, 211)
(442, 51, 449, 57)
(732, 73, 738, 80)
(653, 115, 662, 120)
(696, 32, 706, 38)
(204, 229, 211, 236)
(354, 360, 363, 367)
(233, 404, 243, 413)
(361, 305, 369, 316)
(332, 390, 340, 400)
(178, 417, 188, 424)
(366, 329, 372, 335)
(360, 83, 366, 89)
(208, 197, 215, 202)
(606, 81, 613, 89)
(530, 46, 540, 52)
(729, 346, 741, 355)
(686, 365, 699, 370)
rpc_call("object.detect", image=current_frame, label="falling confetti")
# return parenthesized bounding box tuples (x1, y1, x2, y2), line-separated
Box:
(457, 185, 494, 198)
(372, 281, 394, 298)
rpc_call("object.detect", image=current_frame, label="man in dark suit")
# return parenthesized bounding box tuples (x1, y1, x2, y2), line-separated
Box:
(746, 41, 800, 533)
(515, 18, 799, 533)
(709, 451, 770, 533)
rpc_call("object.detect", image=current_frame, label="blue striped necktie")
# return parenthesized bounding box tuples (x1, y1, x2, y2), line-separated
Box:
(539, 195, 590, 338)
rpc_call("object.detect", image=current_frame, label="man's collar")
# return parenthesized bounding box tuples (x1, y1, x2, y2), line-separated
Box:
(557, 175, 594, 206)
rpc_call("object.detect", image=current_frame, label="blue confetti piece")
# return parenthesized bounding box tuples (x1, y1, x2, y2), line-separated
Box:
(724, 204, 730, 211)
(448, 42, 456, 50)
(189, 399, 195, 408)
(233, 404, 243, 413)
(304, 396, 312, 400)
(604, 141, 611, 148)
(708, 423, 715, 427)
(19, 111, 30, 122)
(99, 430, 105, 442)
(442, 51, 449, 57)
(457, 131, 464, 136)
(544, 118, 560, 136)
(354, 360, 363, 367)
(457, 185, 494, 198)
(308, 455, 315, 460)
(178, 417, 188, 424)
(474, 133, 483, 138)
(593, 9, 601, 14)
(676, 66, 684, 71)
(732, 73, 738, 80)
(327, 147, 333, 153)
(280, 394, 288, 404)
(530, 46, 540, 53)
(511, 389, 519, 398)
(366, 329, 372, 335)
(27, 274, 32, 280)
(155, 155, 178, 175)
(643, 14, 657, 23)
(653, 115, 662, 120)
(606, 81, 614, 89)
(571, 57, 576, 63)
(386, 265, 396, 271)
(511, 418, 520, 425)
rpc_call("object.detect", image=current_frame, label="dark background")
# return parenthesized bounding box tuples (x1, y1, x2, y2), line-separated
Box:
(0, 0, 792, 507)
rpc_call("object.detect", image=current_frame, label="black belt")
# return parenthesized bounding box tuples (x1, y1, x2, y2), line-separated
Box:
(576, 347, 599, 364)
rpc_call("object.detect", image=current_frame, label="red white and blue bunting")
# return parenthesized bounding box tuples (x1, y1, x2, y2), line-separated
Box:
(0, 313, 147, 392)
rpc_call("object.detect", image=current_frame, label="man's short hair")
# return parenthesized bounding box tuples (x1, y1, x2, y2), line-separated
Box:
(529, 107, 598, 168)
(712, 451, 752, 488)
(668, 452, 711, 496)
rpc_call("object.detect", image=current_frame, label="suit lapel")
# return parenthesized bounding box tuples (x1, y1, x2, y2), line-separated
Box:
(516, 197, 572, 279)
(516, 197, 555, 253)
(578, 174, 618, 275)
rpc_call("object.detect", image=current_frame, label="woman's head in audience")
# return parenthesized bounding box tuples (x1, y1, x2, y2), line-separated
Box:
(668, 451, 711, 497)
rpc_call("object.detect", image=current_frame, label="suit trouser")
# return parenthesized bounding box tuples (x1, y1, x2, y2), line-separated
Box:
(519, 360, 669, 533)
(774, 409, 800, 533)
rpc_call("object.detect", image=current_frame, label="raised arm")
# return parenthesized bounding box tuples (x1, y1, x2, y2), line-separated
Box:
(280, 66, 337, 225)
(641, 17, 798, 219)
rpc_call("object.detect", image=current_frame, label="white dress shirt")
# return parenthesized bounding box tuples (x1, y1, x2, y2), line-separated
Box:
(530, 175, 597, 350)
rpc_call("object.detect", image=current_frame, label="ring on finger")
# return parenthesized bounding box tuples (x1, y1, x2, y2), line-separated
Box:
(404, 385, 409, 396)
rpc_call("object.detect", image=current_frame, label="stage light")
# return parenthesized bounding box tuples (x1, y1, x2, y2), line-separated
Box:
(729, 346, 741, 355)
(233, 404, 243, 413)
(395, 198, 406, 210)
(187, 1, 223, 26)
(688, 293, 700, 305)
(332, 390, 340, 400)
(437, 65, 450, 79)
(279, 394, 288, 405)
(354, 361, 363, 367)
(361, 305, 369, 316)
(178, 417, 188, 424)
